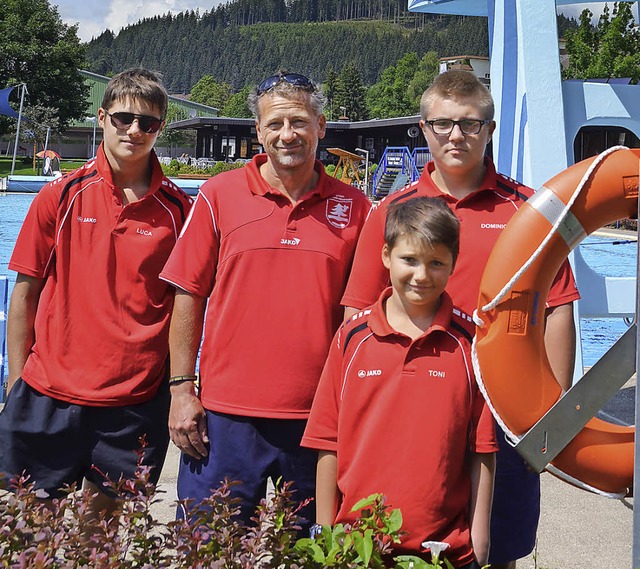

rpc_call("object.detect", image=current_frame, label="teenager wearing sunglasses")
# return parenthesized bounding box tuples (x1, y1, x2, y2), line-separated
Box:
(161, 71, 371, 533)
(1, 68, 192, 536)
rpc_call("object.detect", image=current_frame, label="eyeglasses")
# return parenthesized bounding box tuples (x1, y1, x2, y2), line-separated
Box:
(256, 73, 315, 95)
(105, 110, 164, 134)
(425, 118, 491, 136)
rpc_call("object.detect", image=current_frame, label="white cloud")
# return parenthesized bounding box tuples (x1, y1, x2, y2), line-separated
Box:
(558, 2, 638, 22)
(52, 0, 223, 42)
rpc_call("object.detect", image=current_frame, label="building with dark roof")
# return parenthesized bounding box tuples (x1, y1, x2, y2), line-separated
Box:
(167, 114, 426, 164)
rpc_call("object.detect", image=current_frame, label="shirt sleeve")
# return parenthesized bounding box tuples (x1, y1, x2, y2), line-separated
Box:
(547, 258, 580, 308)
(301, 327, 344, 452)
(341, 202, 390, 310)
(8, 182, 60, 278)
(159, 189, 220, 297)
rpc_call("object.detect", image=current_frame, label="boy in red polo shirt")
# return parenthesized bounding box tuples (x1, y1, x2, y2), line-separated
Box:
(0, 68, 192, 526)
(302, 197, 497, 569)
(341, 71, 579, 569)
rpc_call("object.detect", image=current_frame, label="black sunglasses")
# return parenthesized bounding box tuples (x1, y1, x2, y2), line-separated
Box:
(256, 73, 315, 95)
(105, 110, 164, 134)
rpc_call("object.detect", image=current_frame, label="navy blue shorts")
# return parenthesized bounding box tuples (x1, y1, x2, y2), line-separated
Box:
(0, 378, 170, 498)
(177, 410, 317, 532)
(488, 431, 540, 564)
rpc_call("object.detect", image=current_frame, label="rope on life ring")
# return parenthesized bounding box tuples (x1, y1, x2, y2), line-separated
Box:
(471, 146, 638, 498)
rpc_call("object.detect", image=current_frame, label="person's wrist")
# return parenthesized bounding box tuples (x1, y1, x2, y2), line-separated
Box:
(169, 374, 198, 386)
(169, 377, 198, 395)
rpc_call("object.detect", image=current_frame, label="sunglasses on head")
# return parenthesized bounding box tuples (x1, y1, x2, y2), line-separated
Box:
(105, 110, 164, 134)
(256, 73, 315, 95)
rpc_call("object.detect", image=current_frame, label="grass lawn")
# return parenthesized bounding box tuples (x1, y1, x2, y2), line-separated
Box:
(0, 156, 86, 177)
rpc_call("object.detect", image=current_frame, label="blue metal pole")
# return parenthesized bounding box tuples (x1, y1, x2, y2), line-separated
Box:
(489, 0, 568, 189)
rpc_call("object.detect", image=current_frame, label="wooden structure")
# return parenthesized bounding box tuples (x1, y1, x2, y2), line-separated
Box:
(327, 147, 363, 185)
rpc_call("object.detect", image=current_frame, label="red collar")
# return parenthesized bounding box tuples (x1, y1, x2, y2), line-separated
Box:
(367, 287, 454, 340)
(420, 157, 499, 202)
(245, 154, 329, 199)
(95, 144, 164, 197)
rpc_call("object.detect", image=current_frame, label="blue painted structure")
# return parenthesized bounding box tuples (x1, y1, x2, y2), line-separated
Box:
(563, 79, 640, 160)
(411, 147, 433, 174)
(408, 1, 640, 564)
(409, 0, 639, 188)
(7, 175, 57, 193)
(6, 175, 204, 196)
(371, 146, 420, 199)
(0, 276, 6, 401)
(407, 0, 639, 376)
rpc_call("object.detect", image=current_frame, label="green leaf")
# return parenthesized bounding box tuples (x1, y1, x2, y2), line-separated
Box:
(351, 494, 379, 512)
(387, 508, 404, 533)
(394, 555, 438, 568)
(352, 531, 374, 566)
(294, 540, 327, 563)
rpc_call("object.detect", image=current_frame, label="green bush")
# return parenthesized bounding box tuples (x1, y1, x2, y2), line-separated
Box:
(325, 164, 336, 177)
(0, 450, 451, 568)
(160, 160, 245, 178)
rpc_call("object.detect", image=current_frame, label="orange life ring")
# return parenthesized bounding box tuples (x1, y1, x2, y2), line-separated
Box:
(474, 147, 639, 496)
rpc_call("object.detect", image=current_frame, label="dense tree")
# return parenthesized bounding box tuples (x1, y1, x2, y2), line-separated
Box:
(334, 63, 368, 121)
(563, 2, 640, 83)
(9, 104, 61, 168)
(323, 68, 339, 120)
(0, 0, 88, 136)
(190, 75, 233, 110)
(407, 52, 440, 110)
(85, 5, 490, 93)
(557, 12, 579, 39)
(366, 51, 438, 118)
(222, 86, 253, 117)
(158, 103, 196, 157)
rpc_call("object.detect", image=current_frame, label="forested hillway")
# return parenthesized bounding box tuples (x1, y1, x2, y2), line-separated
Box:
(85, 0, 577, 111)
(85, 0, 494, 93)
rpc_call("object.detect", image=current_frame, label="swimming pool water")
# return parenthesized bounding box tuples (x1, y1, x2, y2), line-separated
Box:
(0, 193, 636, 369)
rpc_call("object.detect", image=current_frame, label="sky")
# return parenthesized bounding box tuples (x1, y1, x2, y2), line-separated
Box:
(52, 1, 635, 43)
(52, 0, 225, 42)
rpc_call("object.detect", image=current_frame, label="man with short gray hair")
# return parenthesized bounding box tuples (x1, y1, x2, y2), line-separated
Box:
(160, 71, 371, 529)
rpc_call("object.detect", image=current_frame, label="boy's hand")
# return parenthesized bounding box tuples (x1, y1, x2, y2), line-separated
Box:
(169, 381, 209, 459)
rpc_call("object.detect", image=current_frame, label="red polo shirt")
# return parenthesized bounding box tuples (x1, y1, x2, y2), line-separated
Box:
(9, 146, 193, 406)
(302, 289, 497, 565)
(342, 159, 580, 315)
(160, 154, 371, 419)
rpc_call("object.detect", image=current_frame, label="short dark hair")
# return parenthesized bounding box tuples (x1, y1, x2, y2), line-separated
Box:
(384, 197, 460, 267)
(420, 70, 494, 121)
(101, 68, 168, 118)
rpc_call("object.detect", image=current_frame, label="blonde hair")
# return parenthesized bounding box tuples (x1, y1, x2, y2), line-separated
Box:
(420, 70, 494, 121)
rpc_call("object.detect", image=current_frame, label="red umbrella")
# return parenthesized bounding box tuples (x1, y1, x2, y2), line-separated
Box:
(36, 149, 61, 159)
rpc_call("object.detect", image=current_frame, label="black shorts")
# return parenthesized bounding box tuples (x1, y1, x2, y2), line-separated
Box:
(0, 378, 170, 498)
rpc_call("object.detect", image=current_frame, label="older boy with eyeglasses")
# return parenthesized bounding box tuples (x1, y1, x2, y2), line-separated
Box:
(342, 70, 580, 569)
(160, 71, 371, 530)
(0, 68, 192, 527)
